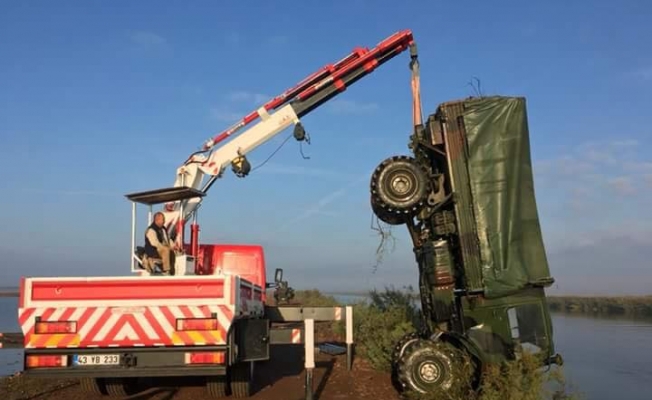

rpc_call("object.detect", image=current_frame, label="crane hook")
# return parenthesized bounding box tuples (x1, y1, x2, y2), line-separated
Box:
(293, 123, 307, 142)
(231, 154, 252, 178)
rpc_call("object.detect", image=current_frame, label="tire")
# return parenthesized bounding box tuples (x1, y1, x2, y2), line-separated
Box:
(206, 375, 228, 398)
(390, 332, 421, 391)
(391, 331, 421, 367)
(230, 361, 253, 398)
(371, 195, 409, 225)
(79, 377, 105, 396)
(104, 377, 135, 397)
(396, 339, 473, 397)
(370, 155, 431, 223)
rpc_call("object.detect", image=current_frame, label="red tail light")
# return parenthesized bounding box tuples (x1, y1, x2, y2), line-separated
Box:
(25, 355, 67, 368)
(35, 321, 77, 334)
(184, 351, 225, 364)
(176, 318, 218, 331)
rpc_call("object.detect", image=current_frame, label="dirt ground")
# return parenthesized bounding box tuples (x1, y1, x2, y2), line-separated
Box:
(0, 345, 401, 400)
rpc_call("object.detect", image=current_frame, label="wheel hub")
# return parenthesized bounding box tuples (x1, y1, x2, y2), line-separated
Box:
(388, 171, 416, 199)
(391, 175, 412, 194)
(418, 361, 441, 383)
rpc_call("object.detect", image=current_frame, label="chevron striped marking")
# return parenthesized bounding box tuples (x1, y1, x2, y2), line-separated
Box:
(19, 304, 235, 348)
(291, 328, 301, 344)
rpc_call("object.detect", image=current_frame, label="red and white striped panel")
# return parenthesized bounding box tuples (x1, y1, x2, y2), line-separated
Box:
(233, 276, 265, 317)
(18, 304, 235, 349)
(291, 328, 301, 344)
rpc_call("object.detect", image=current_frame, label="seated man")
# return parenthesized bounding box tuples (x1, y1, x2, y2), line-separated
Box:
(144, 212, 177, 275)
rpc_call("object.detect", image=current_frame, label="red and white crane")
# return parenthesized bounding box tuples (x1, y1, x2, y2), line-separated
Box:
(158, 29, 422, 247)
(4, 30, 427, 400)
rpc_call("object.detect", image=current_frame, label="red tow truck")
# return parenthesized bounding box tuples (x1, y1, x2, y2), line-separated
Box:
(3, 29, 423, 398)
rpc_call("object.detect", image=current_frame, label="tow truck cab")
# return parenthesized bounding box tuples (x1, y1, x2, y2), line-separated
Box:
(195, 244, 269, 301)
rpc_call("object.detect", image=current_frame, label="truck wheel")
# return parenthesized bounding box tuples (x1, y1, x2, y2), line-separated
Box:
(391, 331, 421, 366)
(230, 361, 253, 398)
(391, 332, 421, 390)
(79, 377, 106, 395)
(104, 377, 135, 397)
(206, 375, 228, 398)
(371, 195, 408, 225)
(396, 339, 472, 397)
(370, 155, 431, 223)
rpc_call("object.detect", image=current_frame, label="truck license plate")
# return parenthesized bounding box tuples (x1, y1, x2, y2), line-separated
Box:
(73, 354, 120, 366)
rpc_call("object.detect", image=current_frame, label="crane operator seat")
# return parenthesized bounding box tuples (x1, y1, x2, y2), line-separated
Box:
(135, 246, 165, 274)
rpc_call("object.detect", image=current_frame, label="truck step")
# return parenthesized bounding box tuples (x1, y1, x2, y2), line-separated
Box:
(317, 342, 347, 356)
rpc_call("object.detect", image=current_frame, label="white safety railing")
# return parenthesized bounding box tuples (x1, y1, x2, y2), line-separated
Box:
(304, 305, 353, 399)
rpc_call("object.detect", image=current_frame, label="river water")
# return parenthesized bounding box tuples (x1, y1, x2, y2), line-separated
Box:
(1, 296, 651, 399)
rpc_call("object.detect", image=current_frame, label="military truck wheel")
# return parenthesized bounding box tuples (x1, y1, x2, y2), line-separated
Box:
(370, 155, 431, 223)
(206, 375, 228, 398)
(396, 339, 472, 397)
(371, 195, 409, 225)
(391, 332, 421, 390)
(79, 377, 105, 395)
(392, 332, 422, 364)
(230, 361, 253, 398)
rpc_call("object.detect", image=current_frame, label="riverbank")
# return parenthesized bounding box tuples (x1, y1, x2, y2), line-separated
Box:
(323, 290, 652, 319)
(547, 295, 652, 319)
(4, 286, 651, 320)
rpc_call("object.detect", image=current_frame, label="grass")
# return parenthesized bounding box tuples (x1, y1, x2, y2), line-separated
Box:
(289, 287, 583, 400)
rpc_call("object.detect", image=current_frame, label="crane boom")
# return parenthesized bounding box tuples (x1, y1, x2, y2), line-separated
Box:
(161, 29, 418, 239)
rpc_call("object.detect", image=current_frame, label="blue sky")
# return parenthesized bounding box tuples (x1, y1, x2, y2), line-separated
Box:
(1, 1, 651, 295)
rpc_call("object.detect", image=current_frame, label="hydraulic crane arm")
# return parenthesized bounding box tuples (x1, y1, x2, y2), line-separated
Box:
(161, 29, 420, 239)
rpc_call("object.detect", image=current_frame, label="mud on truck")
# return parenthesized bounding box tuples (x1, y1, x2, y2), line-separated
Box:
(369, 96, 564, 396)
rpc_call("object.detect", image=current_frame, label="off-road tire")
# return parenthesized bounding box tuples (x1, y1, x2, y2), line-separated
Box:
(206, 375, 228, 398)
(80, 377, 105, 395)
(392, 331, 421, 367)
(371, 195, 409, 225)
(230, 361, 253, 398)
(391, 331, 422, 390)
(370, 155, 431, 224)
(104, 377, 135, 397)
(396, 339, 473, 398)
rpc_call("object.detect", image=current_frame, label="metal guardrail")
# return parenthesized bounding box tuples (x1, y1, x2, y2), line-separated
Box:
(0, 289, 19, 297)
(0, 332, 23, 349)
(0, 290, 21, 350)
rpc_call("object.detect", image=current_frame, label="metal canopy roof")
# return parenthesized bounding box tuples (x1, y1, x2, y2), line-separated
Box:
(124, 186, 206, 205)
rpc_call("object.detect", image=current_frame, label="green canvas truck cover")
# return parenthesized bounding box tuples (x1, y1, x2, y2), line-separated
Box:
(461, 96, 553, 298)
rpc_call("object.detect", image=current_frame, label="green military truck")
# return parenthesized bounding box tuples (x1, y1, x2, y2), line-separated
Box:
(369, 95, 562, 396)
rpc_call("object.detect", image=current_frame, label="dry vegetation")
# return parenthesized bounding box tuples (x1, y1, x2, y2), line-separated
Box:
(292, 287, 583, 400)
